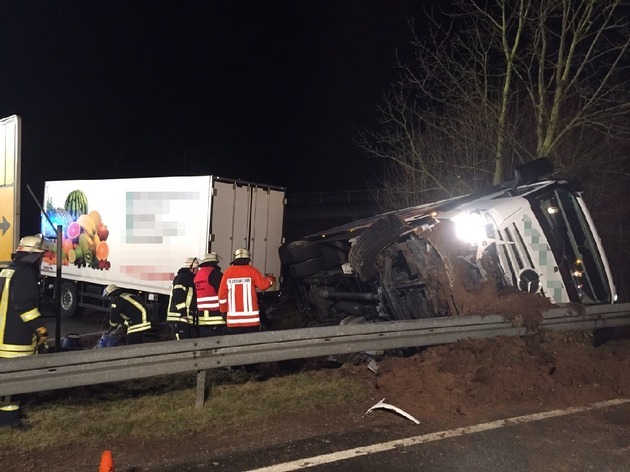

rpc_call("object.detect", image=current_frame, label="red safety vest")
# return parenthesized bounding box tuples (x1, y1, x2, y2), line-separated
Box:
(194, 266, 225, 326)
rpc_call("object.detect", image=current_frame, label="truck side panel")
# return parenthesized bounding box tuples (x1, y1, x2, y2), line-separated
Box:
(40, 176, 212, 295)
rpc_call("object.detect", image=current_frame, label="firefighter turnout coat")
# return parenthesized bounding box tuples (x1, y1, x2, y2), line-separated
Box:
(167, 268, 197, 325)
(109, 292, 151, 335)
(194, 264, 225, 328)
(0, 261, 46, 358)
(218, 264, 275, 328)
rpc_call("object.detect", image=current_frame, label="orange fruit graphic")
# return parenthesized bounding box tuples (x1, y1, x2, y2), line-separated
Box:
(96, 241, 109, 261)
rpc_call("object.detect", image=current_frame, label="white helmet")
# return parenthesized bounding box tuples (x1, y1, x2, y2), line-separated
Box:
(103, 284, 119, 298)
(201, 252, 219, 264)
(233, 248, 251, 260)
(16, 234, 49, 253)
(182, 257, 199, 269)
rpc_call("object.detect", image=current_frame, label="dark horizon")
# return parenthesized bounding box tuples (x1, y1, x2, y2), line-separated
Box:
(1, 1, 444, 236)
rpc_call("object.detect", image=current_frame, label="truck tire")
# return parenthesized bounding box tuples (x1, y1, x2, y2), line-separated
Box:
(285, 240, 323, 264)
(289, 256, 326, 278)
(348, 214, 408, 279)
(278, 244, 291, 265)
(320, 242, 347, 270)
(60, 281, 84, 318)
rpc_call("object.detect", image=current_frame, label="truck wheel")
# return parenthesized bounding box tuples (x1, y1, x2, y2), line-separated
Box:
(348, 214, 408, 279)
(285, 240, 323, 264)
(278, 244, 291, 265)
(289, 257, 326, 278)
(60, 281, 83, 318)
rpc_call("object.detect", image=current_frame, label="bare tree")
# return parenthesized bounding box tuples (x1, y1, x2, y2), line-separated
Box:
(524, 1, 630, 161)
(358, 0, 630, 208)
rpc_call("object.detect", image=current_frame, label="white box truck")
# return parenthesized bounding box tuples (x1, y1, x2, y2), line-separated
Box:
(39, 175, 285, 319)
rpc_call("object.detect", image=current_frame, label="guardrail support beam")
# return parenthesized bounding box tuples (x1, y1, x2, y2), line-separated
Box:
(196, 370, 207, 409)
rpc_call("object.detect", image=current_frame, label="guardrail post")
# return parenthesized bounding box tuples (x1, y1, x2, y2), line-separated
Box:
(195, 370, 207, 409)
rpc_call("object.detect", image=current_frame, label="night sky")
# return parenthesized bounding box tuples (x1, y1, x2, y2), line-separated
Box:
(1, 1, 440, 235)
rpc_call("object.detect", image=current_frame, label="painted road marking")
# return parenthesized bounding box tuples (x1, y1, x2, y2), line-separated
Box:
(248, 398, 630, 472)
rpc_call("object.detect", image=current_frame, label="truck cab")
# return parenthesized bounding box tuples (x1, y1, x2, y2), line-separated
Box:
(281, 159, 616, 325)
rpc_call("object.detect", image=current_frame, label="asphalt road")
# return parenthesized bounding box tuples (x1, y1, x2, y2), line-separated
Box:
(42, 308, 110, 348)
(162, 400, 630, 471)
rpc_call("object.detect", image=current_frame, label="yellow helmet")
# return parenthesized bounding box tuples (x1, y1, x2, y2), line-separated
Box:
(233, 248, 251, 260)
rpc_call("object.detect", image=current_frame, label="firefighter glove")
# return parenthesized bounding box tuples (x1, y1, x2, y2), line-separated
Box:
(36, 327, 49, 346)
(266, 274, 276, 287)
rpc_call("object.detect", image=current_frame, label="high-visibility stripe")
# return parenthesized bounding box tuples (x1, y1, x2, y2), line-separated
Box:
(197, 295, 219, 310)
(121, 293, 148, 325)
(0, 278, 9, 342)
(225, 277, 261, 327)
(166, 313, 190, 323)
(197, 312, 226, 326)
(0, 339, 37, 358)
(126, 322, 152, 334)
(20, 307, 41, 323)
(227, 316, 260, 327)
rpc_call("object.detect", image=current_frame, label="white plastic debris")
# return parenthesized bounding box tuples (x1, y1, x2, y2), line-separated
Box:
(367, 358, 379, 374)
(366, 398, 420, 424)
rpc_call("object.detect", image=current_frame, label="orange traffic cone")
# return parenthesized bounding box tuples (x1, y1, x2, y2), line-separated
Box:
(99, 450, 114, 472)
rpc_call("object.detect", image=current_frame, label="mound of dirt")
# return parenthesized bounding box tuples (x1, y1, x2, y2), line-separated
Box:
(361, 329, 630, 425)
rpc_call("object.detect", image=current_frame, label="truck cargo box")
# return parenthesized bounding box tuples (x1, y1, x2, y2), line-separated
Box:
(39, 175, 285, 317)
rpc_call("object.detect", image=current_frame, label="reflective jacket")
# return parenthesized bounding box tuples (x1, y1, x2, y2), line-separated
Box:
(194, 264, 225, 327)
(0, 261, 45, 358)
(218, 264, 274, 328)
(167, 268, 197, 324)
(109, 292, 151, 334)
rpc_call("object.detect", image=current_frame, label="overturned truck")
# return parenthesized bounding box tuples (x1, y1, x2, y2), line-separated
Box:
(281, 159, 617, 325)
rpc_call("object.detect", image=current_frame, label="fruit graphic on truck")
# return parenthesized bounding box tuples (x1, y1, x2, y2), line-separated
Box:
(42, 190, 111, 270)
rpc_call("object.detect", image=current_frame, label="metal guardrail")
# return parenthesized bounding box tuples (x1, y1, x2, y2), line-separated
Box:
(1, 303, 629, 407)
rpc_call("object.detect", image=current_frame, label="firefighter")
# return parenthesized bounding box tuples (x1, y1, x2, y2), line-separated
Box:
(0, 234, 50, 428)
(167, 257, 198, 340)
(103, 284, 151, 345)
(194, 252, 226, 337)
(218, 248, 276, 334)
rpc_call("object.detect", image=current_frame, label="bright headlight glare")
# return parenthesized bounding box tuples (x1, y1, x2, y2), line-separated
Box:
(452, 212, 487, 244)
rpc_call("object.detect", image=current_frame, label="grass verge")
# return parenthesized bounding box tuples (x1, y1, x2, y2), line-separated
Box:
(0, 364, 371, 455)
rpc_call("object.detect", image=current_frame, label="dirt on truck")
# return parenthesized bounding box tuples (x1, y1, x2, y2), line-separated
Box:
(280, 158, 617, 326)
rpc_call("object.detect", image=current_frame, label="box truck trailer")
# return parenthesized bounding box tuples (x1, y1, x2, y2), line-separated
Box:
(39, 175, 285, 319)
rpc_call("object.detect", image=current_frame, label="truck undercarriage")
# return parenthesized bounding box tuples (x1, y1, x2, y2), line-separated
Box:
(281, 159, 616, 326)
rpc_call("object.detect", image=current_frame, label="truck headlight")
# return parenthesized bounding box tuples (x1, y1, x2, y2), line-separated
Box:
(452, 212, 487, 244)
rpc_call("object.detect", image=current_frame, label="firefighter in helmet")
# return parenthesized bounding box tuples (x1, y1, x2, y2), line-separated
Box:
(1, 234, 50, 428)
(103, 284, 151, 345)
(218, 248, 276, 334)
(194, 252, 226, 337)
(167, 257, 199, 340)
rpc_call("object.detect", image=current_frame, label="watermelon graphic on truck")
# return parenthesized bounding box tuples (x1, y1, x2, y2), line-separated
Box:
(64, 189, 89, 220)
